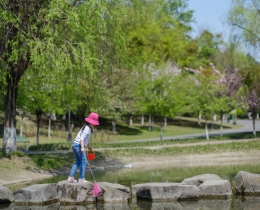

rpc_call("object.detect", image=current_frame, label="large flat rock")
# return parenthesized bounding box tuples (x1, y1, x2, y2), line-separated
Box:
(57, 180, 95, 204)
(0, 185, 14, 203)
(13, 184, 59, 205)
(235, 171, 260, 195)
(96, 182, 131, 203)
(132, 182, 199, 201)
(198, 180, 232, 199)
(181, 174, 223, 186)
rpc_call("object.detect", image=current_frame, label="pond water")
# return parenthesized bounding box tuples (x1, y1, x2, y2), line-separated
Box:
(3, 163, 260, 210)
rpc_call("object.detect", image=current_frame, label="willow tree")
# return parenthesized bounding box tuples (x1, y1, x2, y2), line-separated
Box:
(228, 0, 260, 136)
(0, 0, 125, 154)
(228, 0, 260, 49)
(240, 57, 260, 136)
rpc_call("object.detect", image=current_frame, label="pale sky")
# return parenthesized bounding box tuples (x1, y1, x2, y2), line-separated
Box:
(188, 0, 232, 39)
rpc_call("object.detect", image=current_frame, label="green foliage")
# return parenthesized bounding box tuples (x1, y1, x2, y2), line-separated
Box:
(1, 0, 129, 153)
(236, 108, 247, 118)
(124, 0, 196, 68)
(0, 150, 25, 158)
(12, 150, 26, 157)
(133, 62, 186, 120)
(184, 64, 226, 120)
(193, 30, 223, 68)
(228, 0, 260, 48)
(0, 150, 8, 158)
(212, 41, 247, 71)
(0, 60, 7, 111)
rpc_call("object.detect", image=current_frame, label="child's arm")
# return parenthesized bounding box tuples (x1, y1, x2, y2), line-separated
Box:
(80, 140, 85, 153)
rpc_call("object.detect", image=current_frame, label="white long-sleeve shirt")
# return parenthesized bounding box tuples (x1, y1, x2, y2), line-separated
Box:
(73, 125, 92, 146)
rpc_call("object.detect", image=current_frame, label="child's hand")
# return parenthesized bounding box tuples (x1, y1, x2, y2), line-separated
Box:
(88, 145, 92, 151)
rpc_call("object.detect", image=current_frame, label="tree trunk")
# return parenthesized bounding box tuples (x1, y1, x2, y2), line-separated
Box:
(3, 73, 19, 155)
(20, 116, 24, 137)
(148, 114, 151, 131)
(164, 117, 167, 127)
(17, 110, 24, 137)
(160, 117, 163, 141)
(205, 118, 209, 140)
(220, 113, 223, 137)
(198, 113, 201, 125)
(252, 108, 257, 137)
(112, 121, 116, 132)
(48, 118, 51, 139)
(141, 115, 144, 125)
(36, 108, 43, 145)
(253, 117, 256, 137)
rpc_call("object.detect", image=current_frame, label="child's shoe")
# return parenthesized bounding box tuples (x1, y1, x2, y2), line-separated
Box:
(67, 177, 77, 183)
(78, 178, 89, 183)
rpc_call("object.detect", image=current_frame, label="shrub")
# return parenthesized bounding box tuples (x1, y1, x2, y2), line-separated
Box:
(236, 108, 247, 119)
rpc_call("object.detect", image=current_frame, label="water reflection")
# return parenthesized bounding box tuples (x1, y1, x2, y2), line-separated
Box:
(96, 203, 131, 210)
(135, 199, 233, 210)
(2, 198, 260, 210)
(235, 196, 260, 210)
(1, 202, 60, 210)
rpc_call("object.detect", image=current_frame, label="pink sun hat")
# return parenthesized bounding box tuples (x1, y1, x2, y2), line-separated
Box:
(85, 112, 99, 125)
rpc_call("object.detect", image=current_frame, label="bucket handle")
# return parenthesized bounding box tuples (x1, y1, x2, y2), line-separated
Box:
(87, 150, 95, 154)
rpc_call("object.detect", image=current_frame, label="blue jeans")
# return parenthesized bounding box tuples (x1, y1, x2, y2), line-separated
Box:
(69, 143, 87, 179)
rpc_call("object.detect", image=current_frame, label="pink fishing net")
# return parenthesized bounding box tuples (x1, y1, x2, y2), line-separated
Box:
(93, 182, 101, 197)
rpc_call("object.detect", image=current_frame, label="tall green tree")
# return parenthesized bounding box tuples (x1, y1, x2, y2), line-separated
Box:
(134, 62, 184, 140)
(0, 0, 125, 154)
(184, 64, 226, 140)
(124, 0, 196, 68)
(193, 30, 223, 68)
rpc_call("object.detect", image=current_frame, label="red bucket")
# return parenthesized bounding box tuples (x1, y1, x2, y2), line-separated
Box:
(87, 150, 95, 161)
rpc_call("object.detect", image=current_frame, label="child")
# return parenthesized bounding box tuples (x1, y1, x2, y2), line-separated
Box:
(67, 112, 99, 183)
